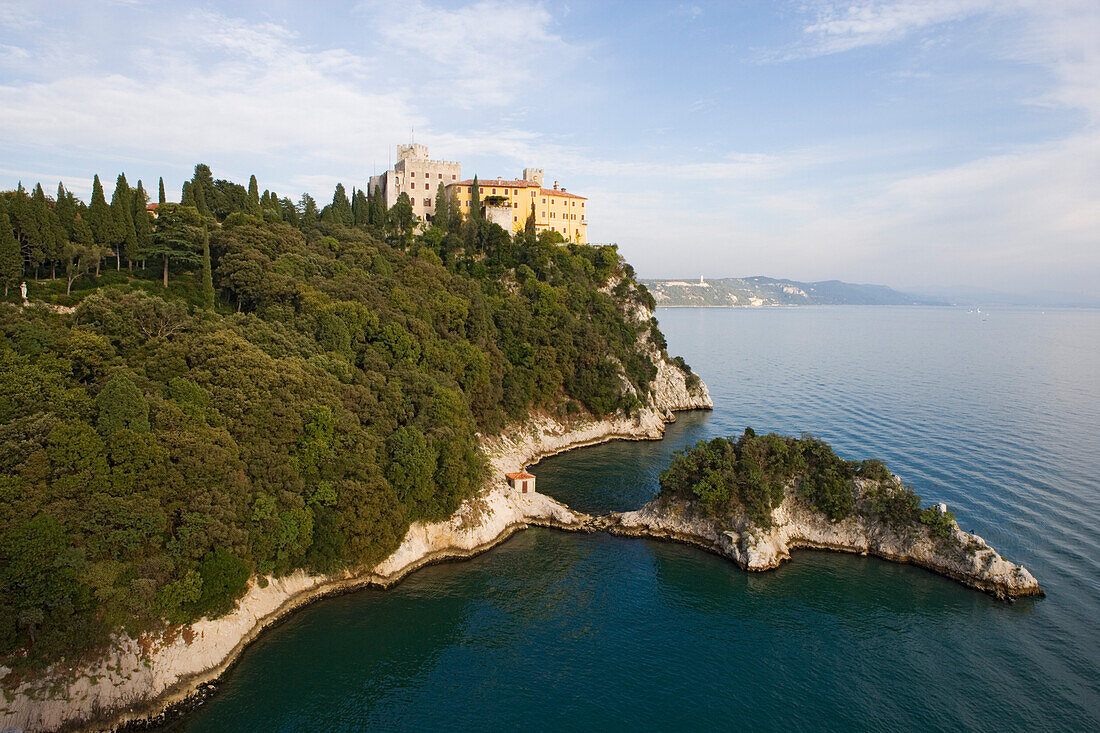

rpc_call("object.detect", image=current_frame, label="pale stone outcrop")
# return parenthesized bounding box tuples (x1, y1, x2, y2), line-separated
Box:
(604, 483, 1042, 600)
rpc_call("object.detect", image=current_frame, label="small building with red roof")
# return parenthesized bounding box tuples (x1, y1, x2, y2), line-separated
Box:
(505, 469, 536, 494)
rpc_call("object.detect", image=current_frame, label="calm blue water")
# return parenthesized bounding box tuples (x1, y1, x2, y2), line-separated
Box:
(172, 307, 1100, 731)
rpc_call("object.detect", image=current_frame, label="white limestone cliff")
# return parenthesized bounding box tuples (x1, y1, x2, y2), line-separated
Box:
(606, 483, 1042, 600)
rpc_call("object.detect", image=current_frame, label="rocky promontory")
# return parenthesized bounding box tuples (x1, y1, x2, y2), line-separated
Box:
(0, 358, 709, 733)
(602, 485, 1042, 600)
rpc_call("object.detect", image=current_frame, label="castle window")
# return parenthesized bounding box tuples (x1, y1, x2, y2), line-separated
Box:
(424, 198, 431, 207)
(492, 188, 497, 194)
(452, 175, 457, 180)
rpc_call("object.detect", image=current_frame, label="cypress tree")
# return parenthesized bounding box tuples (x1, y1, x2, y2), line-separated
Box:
(192, 164, 216, 215)
(247, 175, 260, 216)
(191, 177, 211, 217)
(368, 184, 385, 227)
(279, 197, 298, 226)
(87, 175, 114, 276)
(32, 183, 64, 278)
(299, 193, 319, 228)
(525, 202, 536, 237)
(110, 174, 137, 269)
(55, 182, 77, 238)
(470, 176, 481, 220)
(132, 180, 153, 265)
(389, 192, 415, 241)
(158, 177, 166, 205)
(7, 186, 31, 261)
(200, 224, 214, 310)
(0, 197, 21, 296)
(7, 185, 38, 274)
(433, 182, 451, 232)
(180, 181, 195, 207)
(331, 183, 353, 226)
(351, 187, 369, 226)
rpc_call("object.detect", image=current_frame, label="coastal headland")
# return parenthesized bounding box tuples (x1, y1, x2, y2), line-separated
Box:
(0, 359, 710, 732)
(0, 363, 1042, 733)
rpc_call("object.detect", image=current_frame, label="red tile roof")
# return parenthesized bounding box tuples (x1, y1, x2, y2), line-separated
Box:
(540, 188, 586, 200)
(447, 179, 587, 199)
(451, 179, 539, 188)
(146, 202, 159, 210)
(505, 471, 535, 480)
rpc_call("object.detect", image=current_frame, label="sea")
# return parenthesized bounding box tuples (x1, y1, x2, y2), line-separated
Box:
(167, 306, 1100, 731)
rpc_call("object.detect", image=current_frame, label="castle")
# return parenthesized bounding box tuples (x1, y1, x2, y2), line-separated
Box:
(369, 145, 588, 244)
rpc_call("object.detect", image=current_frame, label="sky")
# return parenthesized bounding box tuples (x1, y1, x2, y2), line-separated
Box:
(1, 0, 1098, 296)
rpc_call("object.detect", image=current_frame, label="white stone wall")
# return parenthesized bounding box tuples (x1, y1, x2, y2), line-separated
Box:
(485, 204, 513, 230)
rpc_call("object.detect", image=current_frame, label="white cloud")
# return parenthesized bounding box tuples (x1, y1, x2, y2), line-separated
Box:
(354, 0, 571, 108)
(797, 0, 1004, 56)
(1007, 0, 1100, 122)
(0, 1, 577, 199)
(0, 1, 1097, 294)
(0, 8, 418, 193)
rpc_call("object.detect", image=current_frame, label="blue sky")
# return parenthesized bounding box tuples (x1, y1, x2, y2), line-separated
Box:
(1, 1, 1097, 296)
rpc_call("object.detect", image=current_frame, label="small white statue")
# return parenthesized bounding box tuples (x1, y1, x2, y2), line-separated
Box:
(20, 281, 27, 303)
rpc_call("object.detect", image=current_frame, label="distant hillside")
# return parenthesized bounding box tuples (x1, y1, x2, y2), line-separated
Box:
(641, 276, 945, 307)
(904, 285, 1100, 308)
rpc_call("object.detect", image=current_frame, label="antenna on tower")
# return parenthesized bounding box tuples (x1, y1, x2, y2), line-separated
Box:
(411, 126, 415, 145)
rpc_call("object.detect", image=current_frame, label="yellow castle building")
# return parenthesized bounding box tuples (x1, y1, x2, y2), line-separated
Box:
(446, 168, 588, 244)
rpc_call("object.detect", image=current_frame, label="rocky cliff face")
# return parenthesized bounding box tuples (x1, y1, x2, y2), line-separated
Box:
(0, 485, 597, 733)
(483, 353, 711, 476)
(650, 352, 712, 413)
(605, 486, 1042, 600)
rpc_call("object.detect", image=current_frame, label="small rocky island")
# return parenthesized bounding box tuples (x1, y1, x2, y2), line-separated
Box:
(602, 429, 1042, 600)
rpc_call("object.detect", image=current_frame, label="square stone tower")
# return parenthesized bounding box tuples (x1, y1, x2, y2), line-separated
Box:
(369, 145, 461, 224)
(522, 168, 544, 186)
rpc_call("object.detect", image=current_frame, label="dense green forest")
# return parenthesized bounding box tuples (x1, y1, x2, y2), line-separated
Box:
(0, 164, 689, 671)
(659, 429, 956, 533)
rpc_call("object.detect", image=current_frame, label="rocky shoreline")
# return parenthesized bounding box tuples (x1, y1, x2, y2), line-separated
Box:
(601, 488, 1043, 600)
(0, 360, 710, 733)
(4, 361, 1048, 730)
